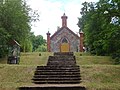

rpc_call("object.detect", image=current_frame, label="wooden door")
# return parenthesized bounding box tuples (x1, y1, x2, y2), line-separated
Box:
(60, 43, 70, 52)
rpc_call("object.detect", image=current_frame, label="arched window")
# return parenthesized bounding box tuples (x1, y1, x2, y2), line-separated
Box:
(62, 38, 68, 43)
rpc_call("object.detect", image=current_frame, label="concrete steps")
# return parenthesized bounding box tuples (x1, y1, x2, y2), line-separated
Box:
(34, 71, 80, 75)
(35, 69, 80, 72)
(33, 77, 81, 80)
(33, 74, 81, 78)
(33, 80, 81, 84)
(19, 85, 86, 90)
(36, 65, 80, 69)
(54, 52, 74, 56)
(32, 52, 81, 84)
(19, 52, 86, 90)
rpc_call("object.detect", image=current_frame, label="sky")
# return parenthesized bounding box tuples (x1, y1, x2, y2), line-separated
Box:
(27, 0, 99, 39)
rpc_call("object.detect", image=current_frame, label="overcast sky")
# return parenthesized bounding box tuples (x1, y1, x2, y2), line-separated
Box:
(27, 0, 99, 39)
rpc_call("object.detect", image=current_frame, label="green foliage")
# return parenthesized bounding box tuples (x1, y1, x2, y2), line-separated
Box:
(78, 0, 120, 64)
(0, 0, 31, 40)
(0, 45, 8, 58)
(20, 33, 47, 52)
(0, 28, 9, 57)
(32, 35, 46, 52)
(35, 44, 47, 52)
(112, 50, 120, 64)
(0, 0, 39, 56)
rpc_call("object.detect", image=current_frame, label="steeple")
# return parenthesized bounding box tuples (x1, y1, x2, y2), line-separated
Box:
(61, 13, 68, 27)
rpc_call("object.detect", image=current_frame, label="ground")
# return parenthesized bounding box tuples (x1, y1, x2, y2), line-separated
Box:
(0, 52, 120, 90)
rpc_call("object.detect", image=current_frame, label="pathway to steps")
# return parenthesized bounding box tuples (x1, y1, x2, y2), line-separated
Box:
(19, 52, 86, 90)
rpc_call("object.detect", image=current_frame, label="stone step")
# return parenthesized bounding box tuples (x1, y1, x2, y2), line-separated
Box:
(35, 71, 80, 74)
(37, 65, 79, 67)
(36, 65, 79, 67)
(45, 65, 79, 69)
(47, 63, 76, 66)
(19, 85, 86, 90)
(34, 72, 80, 75)
(33, 75, 81, 78)
(47, 61, 76, 64)
(47, 60, 76, 63)
(47, 60, 76, 62)
(48, 59, 76, 62)
(54, 52, 74, 56)
(33, 80, 81, 84)
(19, 52, 84, 90)
(32, 77, 81, 81)
(36, 66, 80, 70)
(48, 58, 76, 61)
(48, 59, 76, 61)
(47, 63, 76, 65)
(36, 68, 80, 71)
(36, 65, 80, 68)
(32, 52, 81, 86)
(48, 56, 76, 60)
(47, 64, 76, 66)
(35, 69, 80, 72)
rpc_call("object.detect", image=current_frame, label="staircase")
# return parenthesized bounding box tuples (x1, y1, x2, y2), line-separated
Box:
(19, 52, 86, 90)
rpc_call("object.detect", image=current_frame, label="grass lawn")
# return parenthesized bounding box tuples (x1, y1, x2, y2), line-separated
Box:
(0, 52, 120, 90)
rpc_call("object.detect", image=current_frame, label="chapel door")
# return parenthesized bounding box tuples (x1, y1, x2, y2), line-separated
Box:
(60, 38, 70, 52)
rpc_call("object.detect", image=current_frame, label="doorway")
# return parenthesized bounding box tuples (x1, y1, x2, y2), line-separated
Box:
(60, 38, 70, 52)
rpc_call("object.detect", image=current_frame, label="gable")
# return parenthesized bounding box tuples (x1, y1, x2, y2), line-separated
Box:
(51, 26, 79, 40)
(50, 26, 80, 52)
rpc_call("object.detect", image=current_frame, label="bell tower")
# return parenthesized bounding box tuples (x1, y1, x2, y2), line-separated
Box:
(61, 13, 68, 27)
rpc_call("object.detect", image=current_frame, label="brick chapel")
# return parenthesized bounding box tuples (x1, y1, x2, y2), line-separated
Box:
(46, 13, 84, 52)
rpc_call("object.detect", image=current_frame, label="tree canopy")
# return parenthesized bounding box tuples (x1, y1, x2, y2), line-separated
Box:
(0, 0, 46, 58)
(78, 0, 120, 64)
(31, 34, 46, 52)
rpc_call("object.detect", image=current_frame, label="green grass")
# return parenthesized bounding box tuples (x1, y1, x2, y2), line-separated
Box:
(0, 52, 120, 90)
(0, 65, 35, 90)
(75, 52, 120, 90)
(0, 52, 53, 90)
(75, 52, 114, 65)
(20, 52, 53, 65)
(80, 65, 120, 90)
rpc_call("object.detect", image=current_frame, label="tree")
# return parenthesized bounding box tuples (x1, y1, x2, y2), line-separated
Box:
(0, 0, 39, 57)
(35, 44, 47, 52)
(78, 0, 120, 64)
(32, 35, 46, 52)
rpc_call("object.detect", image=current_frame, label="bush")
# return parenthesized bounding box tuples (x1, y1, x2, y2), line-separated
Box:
(0, 46, 8, 58)
(112, 50, 120, 64)
(35, 44, 47, 52)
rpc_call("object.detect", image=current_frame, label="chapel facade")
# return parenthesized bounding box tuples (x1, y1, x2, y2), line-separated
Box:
(46, 13, 84, 52)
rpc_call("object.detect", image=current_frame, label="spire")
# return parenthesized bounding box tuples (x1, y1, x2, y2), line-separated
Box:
(61, 13, 68, 27)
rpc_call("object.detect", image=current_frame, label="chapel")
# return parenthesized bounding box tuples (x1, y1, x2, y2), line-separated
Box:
(46, 13, 84, 52)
